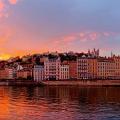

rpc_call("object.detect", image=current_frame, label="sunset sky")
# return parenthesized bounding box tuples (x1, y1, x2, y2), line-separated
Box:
(0, 0, 120, 59)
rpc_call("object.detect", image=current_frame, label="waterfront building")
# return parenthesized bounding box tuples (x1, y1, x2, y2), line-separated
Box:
(44, 57, 60, 80)
(77, 54, 90, 80)
(112, 56, 120, 79)
(33, 65, 44, 82)
(0, 68, 14, 79)
(17, 69, 32, 79)
(59, 63, 69, 80)
(0, 69, 7, 79)
(69, 61, 77, 79)
(7, 68, 14, 79)
(77, 54, 98, 80)
(97, 58, 115, 79)
(1, 50, 120, 81)
(88, 58, 97, 79)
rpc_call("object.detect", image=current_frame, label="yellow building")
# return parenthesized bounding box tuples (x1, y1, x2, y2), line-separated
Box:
(88, 58, 97, 79)
(112, 56, 120, 79)
(97, 58, 115, 79)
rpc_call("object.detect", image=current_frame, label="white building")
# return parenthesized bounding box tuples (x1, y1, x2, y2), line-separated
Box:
(33, 65, 44, 82)
(16, 64, 23, 71)
(7, 68, 14, 79)
(44, 57, 60, 80)
(59, 64, 69, 80)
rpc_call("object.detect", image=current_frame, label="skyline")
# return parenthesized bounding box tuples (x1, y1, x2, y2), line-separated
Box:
(0, 0, 120, 59)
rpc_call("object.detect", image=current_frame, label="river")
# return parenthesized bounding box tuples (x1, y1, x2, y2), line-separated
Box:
(0, 86, 120, 120)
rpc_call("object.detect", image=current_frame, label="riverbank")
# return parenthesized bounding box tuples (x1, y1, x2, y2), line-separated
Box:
(0, 79, 120, 86)
(41, 80, 120, 86)
(0, 80, 38, 86)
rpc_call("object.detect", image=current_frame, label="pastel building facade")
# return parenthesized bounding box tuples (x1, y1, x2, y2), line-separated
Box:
(59, 64, 69, 80)
(0, 68, 14, 79)
(113, 56, 120, 79)
(17, 69, 32, 79)
(69, 61, 77, 79)
(44, 57, 60, 80)
(97, 58, 115, 79)
(77, 55, 90, 80)
(33, 65, 44, 82)
(88, 58, 97, 79)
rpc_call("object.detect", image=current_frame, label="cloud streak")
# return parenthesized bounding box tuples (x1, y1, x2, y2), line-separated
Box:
(52, 31, 117, 45)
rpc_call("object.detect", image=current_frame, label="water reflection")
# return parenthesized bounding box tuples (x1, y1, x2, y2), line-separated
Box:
(0, 86, 120, 120)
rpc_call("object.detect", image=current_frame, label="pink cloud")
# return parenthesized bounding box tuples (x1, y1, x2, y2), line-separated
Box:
(0, 0, 21, 18)
(89, 32, 98, 41)
(0, 0, 5, 17)
(8, 0, 18, 5)
(103, 32, 110, 37)
(79, 32, 85, 38)
(63, 35, 77, 42)
(51, 31, 118, 47)
(0, 1, 4, 11)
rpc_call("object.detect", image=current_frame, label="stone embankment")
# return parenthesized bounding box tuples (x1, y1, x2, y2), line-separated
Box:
(0, 80, 38, 86)
(41, 80, 120, 86)
(0, 79, 120, 86)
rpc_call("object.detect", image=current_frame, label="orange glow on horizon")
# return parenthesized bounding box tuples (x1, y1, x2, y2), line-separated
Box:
(0, 54, 11, 60)
(0, 49, 48, 60)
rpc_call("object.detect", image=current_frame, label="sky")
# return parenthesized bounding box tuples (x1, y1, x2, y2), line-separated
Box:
(0, 0, 120, 59)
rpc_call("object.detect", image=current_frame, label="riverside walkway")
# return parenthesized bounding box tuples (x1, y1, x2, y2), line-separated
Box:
(41, 80, 120, 86)
(0, 79, 120, 86)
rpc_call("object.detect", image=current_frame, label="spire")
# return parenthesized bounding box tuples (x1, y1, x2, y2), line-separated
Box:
(111, 51, 113, 57)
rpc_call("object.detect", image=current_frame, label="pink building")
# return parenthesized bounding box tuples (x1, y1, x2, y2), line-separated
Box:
(0, 68, 14, 79)
(44, 57, 60, 80)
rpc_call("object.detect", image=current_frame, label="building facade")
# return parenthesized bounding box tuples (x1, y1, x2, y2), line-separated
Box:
(17, 69, 32, 79)
(33, 65, 44, 82)
(44, 57, 60, 80)
(113, 56, 120, 79)
(88, 58, 97, 79)
(77, 55, 90, 80)
(0, 68, 14, 79)
(69, 61, 77, 79)
(97, 58, 115, 79)
(59, 64, 69, 80)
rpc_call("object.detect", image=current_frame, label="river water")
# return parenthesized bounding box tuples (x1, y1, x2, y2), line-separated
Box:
(0, 86, 120, 120)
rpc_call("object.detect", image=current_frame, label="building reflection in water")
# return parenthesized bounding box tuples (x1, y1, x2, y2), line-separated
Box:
(0, 86, 120, 120)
